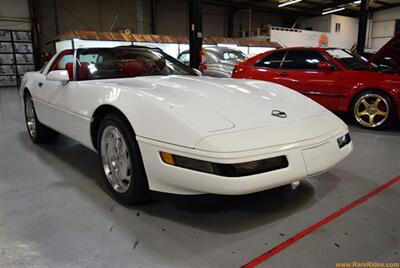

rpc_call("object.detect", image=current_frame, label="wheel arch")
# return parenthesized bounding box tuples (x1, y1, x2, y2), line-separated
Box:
(22, 87, 31, 100)
(90, 104, 136, 150)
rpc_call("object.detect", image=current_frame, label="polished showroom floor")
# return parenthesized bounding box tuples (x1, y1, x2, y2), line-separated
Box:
(0, 87, 399, 267)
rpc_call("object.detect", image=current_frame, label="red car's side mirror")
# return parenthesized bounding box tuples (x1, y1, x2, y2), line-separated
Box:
(318, 61, 333, 71)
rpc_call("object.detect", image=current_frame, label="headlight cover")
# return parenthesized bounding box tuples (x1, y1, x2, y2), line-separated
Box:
(160, 152, 288, 177)
(337, 133, 351, 149)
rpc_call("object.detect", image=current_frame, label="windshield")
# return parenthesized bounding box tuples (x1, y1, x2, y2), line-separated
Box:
(222, 50, 246, 61)
(76, 47, 197, 80)
(326, 49, 374, 71)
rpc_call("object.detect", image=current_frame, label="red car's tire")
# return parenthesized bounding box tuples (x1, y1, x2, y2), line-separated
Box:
(351, 90, 396, 130)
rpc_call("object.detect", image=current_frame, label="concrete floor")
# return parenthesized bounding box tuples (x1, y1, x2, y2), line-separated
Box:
(0, 87, 399, 268)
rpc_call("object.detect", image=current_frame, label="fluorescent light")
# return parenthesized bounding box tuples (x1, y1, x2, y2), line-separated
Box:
(353, 0, 362, 4)
(322, 7, 346, 15)
(278, 0, 302, 8)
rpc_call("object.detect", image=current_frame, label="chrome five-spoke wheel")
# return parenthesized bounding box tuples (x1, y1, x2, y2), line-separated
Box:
(100, 126, 132, 193)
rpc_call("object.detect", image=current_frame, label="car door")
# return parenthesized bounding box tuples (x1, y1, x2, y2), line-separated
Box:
(246, 50, 286, 81)
(33, 50, 82, 141)
(276, 49, 344, 111)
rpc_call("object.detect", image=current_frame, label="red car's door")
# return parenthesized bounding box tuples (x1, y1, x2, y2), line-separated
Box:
(274, 49, 344, 111)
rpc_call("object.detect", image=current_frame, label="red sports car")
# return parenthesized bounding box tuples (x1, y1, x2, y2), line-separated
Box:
(232, 34, 400, 130)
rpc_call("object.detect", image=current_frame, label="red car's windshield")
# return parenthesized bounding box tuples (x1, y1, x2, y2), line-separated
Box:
(325, 49, 374, 71)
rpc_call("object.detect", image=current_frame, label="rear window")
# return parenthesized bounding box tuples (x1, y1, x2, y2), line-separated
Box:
(222, 51, 246, 60)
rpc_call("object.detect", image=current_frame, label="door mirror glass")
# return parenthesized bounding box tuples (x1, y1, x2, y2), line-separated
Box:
(318, 61, 333, 71)
(46, 70, 70, 82)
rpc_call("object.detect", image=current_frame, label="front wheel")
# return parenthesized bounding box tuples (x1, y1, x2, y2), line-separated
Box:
(97, 114, 150, 204)
(351, 91, 396, 130)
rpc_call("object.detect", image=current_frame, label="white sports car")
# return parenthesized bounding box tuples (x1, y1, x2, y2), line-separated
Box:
(20, 46, 353, 204)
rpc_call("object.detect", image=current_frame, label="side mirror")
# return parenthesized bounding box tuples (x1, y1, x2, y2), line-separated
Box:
(47, 70, 70, 82)
(192, 68, 203, 76)
(318, 61, 333, 71)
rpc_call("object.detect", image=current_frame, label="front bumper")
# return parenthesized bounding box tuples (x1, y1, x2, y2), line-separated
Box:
(137, 130, 353, 195)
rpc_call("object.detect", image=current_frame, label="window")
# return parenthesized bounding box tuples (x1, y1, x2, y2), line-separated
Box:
(76, 47, 196, 81)
(178, 52, 190, 65)
(51, 53, 73, 71)
(335, 23, 341, 33)
(255, 50, 286, 69)
(281, 50, 327, 70)
(222, 50, 246, 60)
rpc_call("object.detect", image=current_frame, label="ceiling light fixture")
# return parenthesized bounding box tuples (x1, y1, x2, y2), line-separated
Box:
(353, 0, 362, 4)
(322, 7, 346, 15)
(278, 0, 303, 8)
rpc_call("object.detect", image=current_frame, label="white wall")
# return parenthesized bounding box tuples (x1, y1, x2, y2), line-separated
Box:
(270, 28, 330, 48)
(298, 15, 358, 49)
(369, 6, 400, 50)
(299, 16, 331, 33)
(0, 0, 30, 30)
(329, 15, 358, 49)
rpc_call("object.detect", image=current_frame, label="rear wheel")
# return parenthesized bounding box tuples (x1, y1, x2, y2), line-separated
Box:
(352, 91, 396, 130)
(97, 114, 150, 204)
(24, 93, 58, 143)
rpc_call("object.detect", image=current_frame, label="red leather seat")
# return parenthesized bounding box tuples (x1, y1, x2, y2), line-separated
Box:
(122, 61, 147, 77)
(79, 62, 90, 80)
(65, 62, 74, 80)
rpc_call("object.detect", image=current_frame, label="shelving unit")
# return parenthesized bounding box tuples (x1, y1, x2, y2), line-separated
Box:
(0, 30, 35, 87)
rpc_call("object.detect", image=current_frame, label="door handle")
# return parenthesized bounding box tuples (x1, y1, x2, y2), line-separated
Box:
(277, 72, 288, 77)
(38, 82, 43, 87)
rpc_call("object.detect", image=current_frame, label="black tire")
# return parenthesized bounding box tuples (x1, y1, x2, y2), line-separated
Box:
(96, 113, 150, 204)
(351, 90, 396, 130)
(24, 93, 59, 143)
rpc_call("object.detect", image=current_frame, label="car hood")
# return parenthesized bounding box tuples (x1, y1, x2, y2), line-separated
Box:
(99, 76, 346, 151)
(369, 33, 400, 71)
(106, 76, 331, 130)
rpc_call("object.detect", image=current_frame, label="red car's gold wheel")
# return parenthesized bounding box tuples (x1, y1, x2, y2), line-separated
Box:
(353, 93, 390, 129)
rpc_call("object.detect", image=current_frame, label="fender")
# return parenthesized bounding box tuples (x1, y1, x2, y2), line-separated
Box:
(340, 80, 400, 118)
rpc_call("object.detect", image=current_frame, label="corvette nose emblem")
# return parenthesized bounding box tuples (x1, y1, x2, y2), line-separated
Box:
(271, 110, 287, 118)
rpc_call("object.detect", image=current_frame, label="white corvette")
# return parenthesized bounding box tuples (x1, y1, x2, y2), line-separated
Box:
(20, 46, 352, 204)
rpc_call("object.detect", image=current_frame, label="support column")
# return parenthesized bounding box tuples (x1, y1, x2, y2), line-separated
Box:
(227, 7, 236, 38)
(28, 0, 42, 70)
(188, 0, 202, 69)
(357, 0, 368, 53)
(151, 0, 157, 34)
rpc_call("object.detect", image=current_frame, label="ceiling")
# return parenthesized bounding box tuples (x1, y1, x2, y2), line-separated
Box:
(205, 0, 400, 17)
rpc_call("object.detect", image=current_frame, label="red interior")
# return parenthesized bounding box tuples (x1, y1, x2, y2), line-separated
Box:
(65, 62, 74, 80)
(122, 61, 147, 77)
(78, 62, 90, 80)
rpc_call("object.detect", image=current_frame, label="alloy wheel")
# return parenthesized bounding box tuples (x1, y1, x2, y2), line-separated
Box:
(100, 126, 132, 193)
(25, 97, 37, 138)
(354, 94, 389, 128)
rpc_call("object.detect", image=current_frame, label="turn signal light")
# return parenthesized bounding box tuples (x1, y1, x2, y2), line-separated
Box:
(160, 152, 176, 165)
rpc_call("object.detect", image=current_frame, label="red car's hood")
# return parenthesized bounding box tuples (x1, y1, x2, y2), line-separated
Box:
(368, 33, 400, 70)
